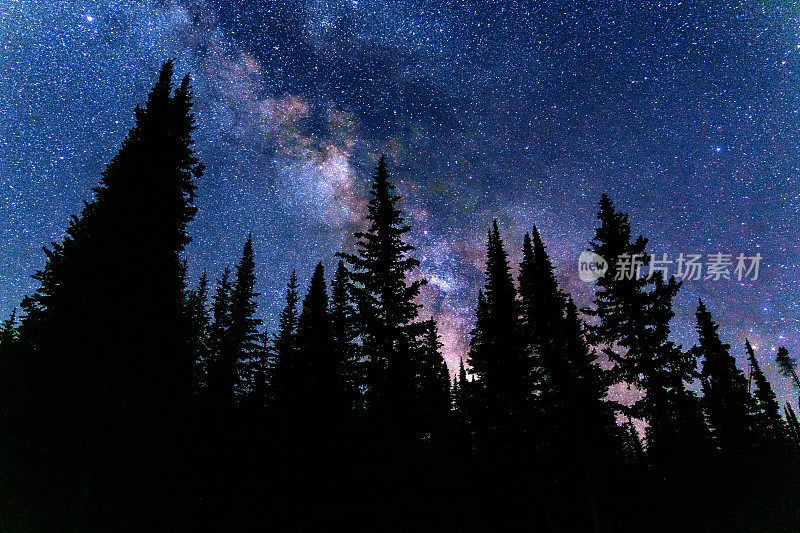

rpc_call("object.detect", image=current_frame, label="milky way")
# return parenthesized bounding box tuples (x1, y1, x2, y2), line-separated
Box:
(2, 0, 800, 404)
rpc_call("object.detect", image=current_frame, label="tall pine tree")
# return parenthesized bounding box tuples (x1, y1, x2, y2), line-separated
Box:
(586, 194, 708, 474)
(330, 260, 362, 416)
(745, 339, 785, 443)
(229, 235, 261, 402)
(11, 60, 202, 528)
(415, 321, 451, 439)
(694, 300, 754, 453)
(337, 155, 425, 432)
(208, 266, 232, 411)
(187, 271, 210, 393)
(271, 270, 300, 411)
(467, 221, 527, 445)
(296, 263, 338, 420)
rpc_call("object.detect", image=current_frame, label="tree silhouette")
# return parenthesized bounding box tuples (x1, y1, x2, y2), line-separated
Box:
(208, 266, 233, 411)
(776, 346, 800, 398)
(3, 62, 800, 530)
(745, 339, 786, 442)
(0, 309, 18, 349)
(9, 60, 202, 528)
(271, 270, 300, 412)
(337, 155, 425, 433)
(229, 235, 262, 401)
(415, 320, 451, 439)
(585, 194, 708, 475)
(330, 259, 362, 416)
(695, 300, 755, 453)
(297, 263, 339, 420)
(187, 271, 210, 393)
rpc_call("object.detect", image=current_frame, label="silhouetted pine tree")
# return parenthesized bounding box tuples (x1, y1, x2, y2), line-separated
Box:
(0, 309, 18, 349)
(337, 155, 425, 433)
(467, 288, 489, 418)
(229, 235, 262, 401)
(745, 339, 786, 442)
(519, 227, 565, 358)
(467, 221, 527, 446)
(586, 195, 709, 474)
(585, 194, 652, 372)
(644, 278, 711, 474)
(454, 357, 471, 417)
(785, 403, 800, 444)
(517, 227, 563, 430)
(245, 329, 271, 411)
(208, 266, 233, 412)
(518, 225, 625, 530)
(271, 270, 300, 410)
(585, 194, 652, 388)
(187, 271, 210, 393)
(450, 356, 474, 445)
(776, 346, 800, 394)
(9, 61, 201, 527)
(743, 338, 800, 523)
(415, 321, 451, 439)
(694, 300, 755, 453)
(330, 260, 362, 416)
(297, 263, 339, 420)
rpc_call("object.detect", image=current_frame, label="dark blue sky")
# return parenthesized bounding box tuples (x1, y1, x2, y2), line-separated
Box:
(2, 0, 799, 402)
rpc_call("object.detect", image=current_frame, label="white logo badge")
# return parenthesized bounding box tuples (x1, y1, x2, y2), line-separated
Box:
(578, 251, 608, 282)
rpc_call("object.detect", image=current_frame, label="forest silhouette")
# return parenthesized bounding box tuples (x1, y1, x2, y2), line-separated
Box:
(1, 62, 799, 531)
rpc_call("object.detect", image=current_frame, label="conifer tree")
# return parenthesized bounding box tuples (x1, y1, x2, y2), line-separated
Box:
(20, 60, 201, 406)
(297, 263, 338, 419)
(586, 194, 708, 472)
(337, 155, 425, 428)
(776, 346, 800, 392)
(0, 309, 18, 349)
(517, 226, 624, 529)
(558, 299, 618, 439)
(208, 266, 233, 410)
(644, 279, 711, 472)
(246, 329, 271, 411)
(517, 227, 566, 427)
(585, 193, 652, 371)
(745, 339, 785, 441)
(187, 271, 210, 392)
(330, 260, 361, 415)
(785, 403, 800, 444)
(229, 235, 262, 400)
(694, 300, 755, 452)
(519, 227, 564, 355)
(10, 60, 202, 527)
(455, 357, 470, 415)
(585, 194, 654, 378)
(467, 221, 527, 443)
(415, 321, 451, 437)
(271, 270, 300, 409)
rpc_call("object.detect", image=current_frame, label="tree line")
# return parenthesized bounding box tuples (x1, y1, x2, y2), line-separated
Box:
(1, 62, 799, 531)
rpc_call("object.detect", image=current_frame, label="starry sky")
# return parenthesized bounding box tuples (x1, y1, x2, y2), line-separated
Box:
(2, 0, 800, 403)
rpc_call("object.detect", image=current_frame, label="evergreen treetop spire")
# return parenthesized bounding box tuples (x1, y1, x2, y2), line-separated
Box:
(695, 300, 755, 450)
(745, 339, 784, 438)
(337, 154, 425, 420)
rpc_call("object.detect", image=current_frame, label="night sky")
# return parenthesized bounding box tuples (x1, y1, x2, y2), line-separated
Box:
(2, 1, 799, 403)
